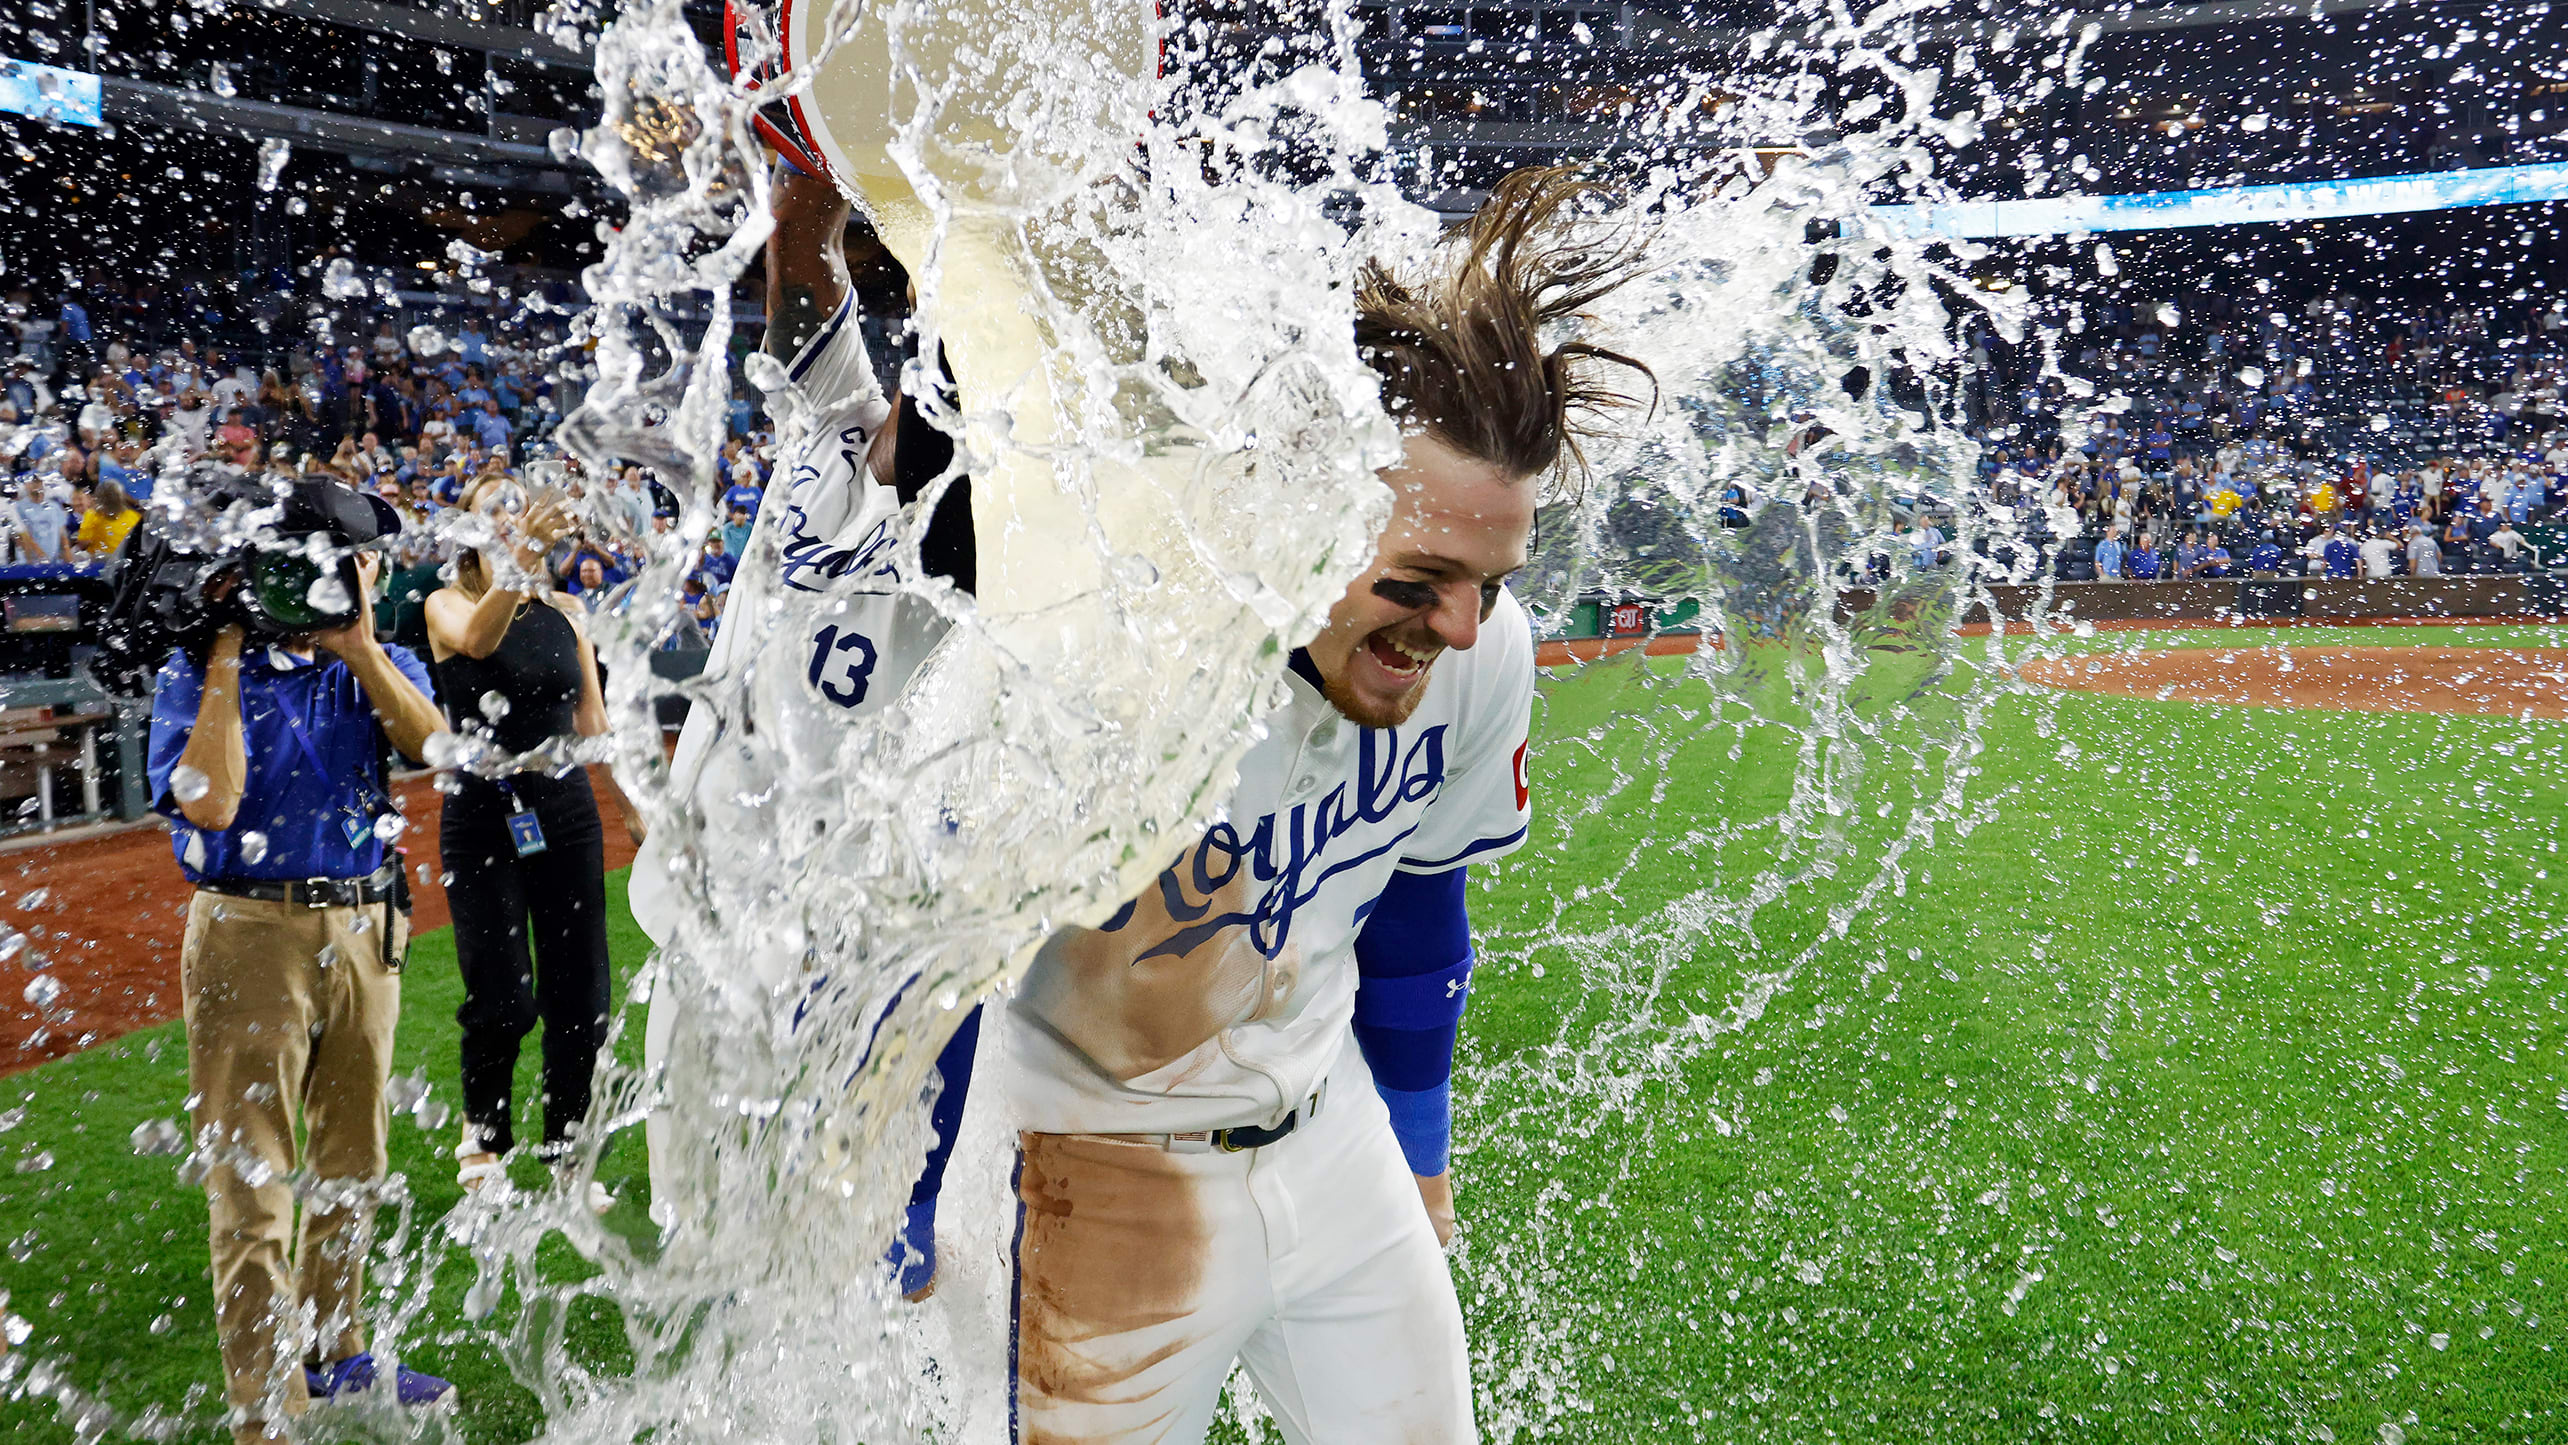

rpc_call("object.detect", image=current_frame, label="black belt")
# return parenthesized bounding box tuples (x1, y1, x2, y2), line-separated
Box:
(1152, 1079, 1330, 1154)
(200, 864, 402, 909)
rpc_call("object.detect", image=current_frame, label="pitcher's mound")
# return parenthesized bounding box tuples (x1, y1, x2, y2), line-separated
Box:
(2020, 645, 2568, 719)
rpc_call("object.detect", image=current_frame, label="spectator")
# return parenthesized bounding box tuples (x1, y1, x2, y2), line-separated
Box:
(2093, 524, 2126, 580)
(2175, 529, 2212, 579)
(2126, 530, 2162, 580)
(2359, 527, 2398, 579)
(10, 473, 73, 564)
(2320, 523, 2361, 579)
(562, 551, 624, 599)
(2408, 524, 2443, 577)
(2489, 519, 2526, 570)
(696, 532, 738, 593)
(2246, 537, 2282, 577)
(75, 479, 141, 561)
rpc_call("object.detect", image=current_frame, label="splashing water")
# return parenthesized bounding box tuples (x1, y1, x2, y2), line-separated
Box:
(422, 0, 2050, 1437)
(4, 0, 2558, 1440)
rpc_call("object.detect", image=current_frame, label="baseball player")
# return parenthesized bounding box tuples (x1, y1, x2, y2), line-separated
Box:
(630, 156, 982, 1278)
(997, 166, 1653, 1443)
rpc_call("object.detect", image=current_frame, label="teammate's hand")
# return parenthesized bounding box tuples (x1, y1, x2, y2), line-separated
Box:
(1414, 1171, 1456, 1248)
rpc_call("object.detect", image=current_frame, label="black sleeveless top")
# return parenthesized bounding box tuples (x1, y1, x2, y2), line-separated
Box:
(435, 595, 583, 755)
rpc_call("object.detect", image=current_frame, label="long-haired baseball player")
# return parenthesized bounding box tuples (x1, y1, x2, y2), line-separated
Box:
(997, 167, 1653, 1443)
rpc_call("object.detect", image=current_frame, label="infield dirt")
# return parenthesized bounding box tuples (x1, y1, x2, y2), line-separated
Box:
(0, 767, 641, 1077)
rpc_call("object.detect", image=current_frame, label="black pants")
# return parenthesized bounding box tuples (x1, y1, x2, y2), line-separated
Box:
(441, 770, 612, 1158)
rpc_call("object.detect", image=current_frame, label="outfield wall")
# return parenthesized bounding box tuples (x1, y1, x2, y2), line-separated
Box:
(1834, 575, 2560, 628)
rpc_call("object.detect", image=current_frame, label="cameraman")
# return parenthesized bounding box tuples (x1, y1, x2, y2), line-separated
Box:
(146, 480, 456, 1443)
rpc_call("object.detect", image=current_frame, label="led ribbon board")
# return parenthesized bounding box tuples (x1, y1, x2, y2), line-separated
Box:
(1864, 161, 2568, 240)
(0, 58, 101, 127)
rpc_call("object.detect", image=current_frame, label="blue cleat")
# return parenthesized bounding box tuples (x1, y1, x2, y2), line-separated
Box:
(306, 1352, 458, 1409)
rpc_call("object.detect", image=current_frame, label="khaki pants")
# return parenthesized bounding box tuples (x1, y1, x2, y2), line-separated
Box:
(179, 889, 407, 1434)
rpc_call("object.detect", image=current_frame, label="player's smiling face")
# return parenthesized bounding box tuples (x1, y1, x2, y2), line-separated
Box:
(1307, 433, 1533, 729)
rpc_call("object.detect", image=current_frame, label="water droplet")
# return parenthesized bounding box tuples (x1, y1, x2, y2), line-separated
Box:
(255, 138, 290, 191)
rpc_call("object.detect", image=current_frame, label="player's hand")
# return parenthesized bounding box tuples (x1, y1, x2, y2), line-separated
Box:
(1414, 1171, 1455, 1248)
(310, 554, 382, 659)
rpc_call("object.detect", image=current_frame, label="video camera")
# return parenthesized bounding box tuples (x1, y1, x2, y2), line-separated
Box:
(93, 471, 406, 698)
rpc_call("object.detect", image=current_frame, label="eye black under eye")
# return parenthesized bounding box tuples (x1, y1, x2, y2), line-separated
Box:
(1479, 581, 1503, 619)
(1372, 578, 1438, 610)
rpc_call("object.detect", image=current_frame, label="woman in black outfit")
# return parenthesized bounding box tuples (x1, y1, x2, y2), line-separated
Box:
(425, 473, 618, 1209)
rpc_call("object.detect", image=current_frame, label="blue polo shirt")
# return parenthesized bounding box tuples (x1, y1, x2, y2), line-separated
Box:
(148, 643, 437, 883)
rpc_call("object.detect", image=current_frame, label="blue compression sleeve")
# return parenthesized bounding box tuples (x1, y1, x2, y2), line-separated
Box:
(889, 1002, 981, 1295)
(1351, 867, 1474, 1176)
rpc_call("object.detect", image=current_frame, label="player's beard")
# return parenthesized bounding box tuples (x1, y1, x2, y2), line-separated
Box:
(1317, 627, 1437, 730)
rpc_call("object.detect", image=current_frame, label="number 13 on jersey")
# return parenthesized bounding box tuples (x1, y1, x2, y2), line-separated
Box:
(807, 623, 880, 707)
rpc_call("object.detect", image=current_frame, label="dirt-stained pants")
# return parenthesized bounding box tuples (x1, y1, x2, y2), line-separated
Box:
(1010, 1040, 1474, 1445)
(180, 889, 406, 1432)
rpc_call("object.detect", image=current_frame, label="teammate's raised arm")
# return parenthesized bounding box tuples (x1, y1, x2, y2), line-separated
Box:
(765, 160, 853, 366)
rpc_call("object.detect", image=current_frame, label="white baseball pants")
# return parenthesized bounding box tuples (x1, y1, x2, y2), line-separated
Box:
(1007, 1041, 1473, 1444)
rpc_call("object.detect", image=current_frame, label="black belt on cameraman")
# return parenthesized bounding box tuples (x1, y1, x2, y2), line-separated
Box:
(200, 863, 402, 909)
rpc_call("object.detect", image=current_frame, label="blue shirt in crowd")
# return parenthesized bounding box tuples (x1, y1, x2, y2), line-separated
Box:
(2247, 541, 2282, 572)
(2322, 535, 2360, 578)
(148, 643, 436, 883)
(2093, 535, 2125, 579)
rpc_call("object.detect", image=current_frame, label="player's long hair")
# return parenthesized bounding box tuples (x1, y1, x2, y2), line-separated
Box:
(1355, 166, 1657, 488)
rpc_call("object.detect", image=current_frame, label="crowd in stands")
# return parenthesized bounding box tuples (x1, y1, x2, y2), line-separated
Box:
(0, 273, 777, 646)
(1953, 287, 2568, 581)
(8, 268, 2565, 651)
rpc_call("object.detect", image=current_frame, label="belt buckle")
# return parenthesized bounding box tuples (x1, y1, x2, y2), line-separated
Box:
(301, 877, 333, 909)
(1214, 1128, 1248, 1154)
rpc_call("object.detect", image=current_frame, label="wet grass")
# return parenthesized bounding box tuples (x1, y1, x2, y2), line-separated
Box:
(0, 887, 656, 1443)
(6, 634, 2565, 1443)
(1443, 646, 2568, 1444)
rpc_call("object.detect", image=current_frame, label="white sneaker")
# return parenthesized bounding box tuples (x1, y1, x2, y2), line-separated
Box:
(455, 1152, 512, 1201)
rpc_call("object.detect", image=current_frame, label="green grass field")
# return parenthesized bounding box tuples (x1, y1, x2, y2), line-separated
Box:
(5, 626, 2564, 1442)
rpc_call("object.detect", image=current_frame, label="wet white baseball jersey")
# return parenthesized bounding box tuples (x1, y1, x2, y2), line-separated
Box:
(629, 294, 951, 953)
(1002, 589, 1535, 1136)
